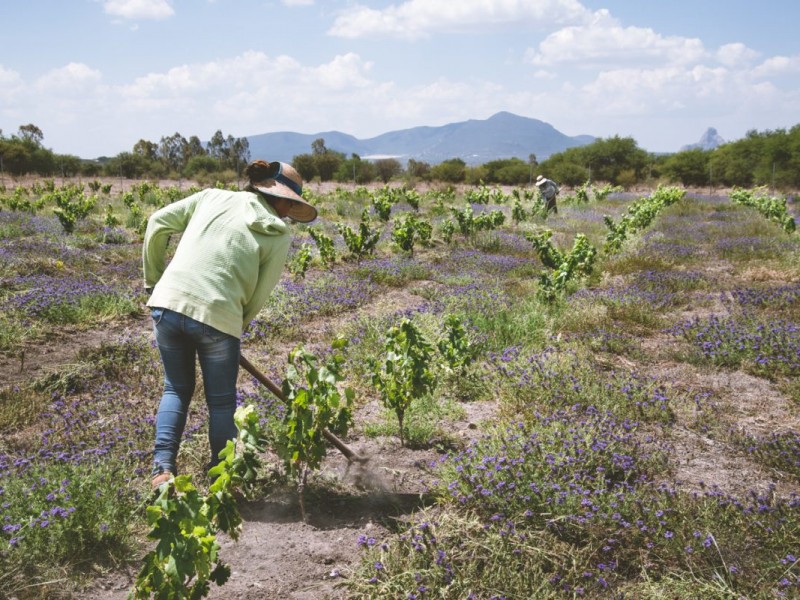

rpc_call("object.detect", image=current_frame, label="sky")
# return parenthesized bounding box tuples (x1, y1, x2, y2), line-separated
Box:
(1, 0, 798, 159)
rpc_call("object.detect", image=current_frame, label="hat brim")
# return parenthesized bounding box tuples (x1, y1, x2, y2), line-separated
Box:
(255, 181, 318, 223)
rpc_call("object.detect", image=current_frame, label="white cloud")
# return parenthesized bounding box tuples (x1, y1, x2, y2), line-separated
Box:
(752, 55, 800, 78)
(103, 0, 174, 20)
(108, 51, 385, 140)
(281, 0, 314, 6)
(532, 69, 557, 80)
(34, 63, 103, 94)
(0, 65, 25, 102)
(716, 43, 759, 67)
(526, 10, 706, 68)
(307, 53, 374, 90)
(118, 51, 377, 103)
(328, 0, 591, 40)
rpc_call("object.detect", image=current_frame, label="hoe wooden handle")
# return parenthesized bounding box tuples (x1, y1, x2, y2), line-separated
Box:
(239, 354, 368, 464)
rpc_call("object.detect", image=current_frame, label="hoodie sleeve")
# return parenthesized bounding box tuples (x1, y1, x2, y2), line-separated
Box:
(241, 227, 291, 328)
(142, 191, 204, 288)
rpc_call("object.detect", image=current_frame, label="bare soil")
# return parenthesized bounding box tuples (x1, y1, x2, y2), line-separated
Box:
(2, 190, 798, 599)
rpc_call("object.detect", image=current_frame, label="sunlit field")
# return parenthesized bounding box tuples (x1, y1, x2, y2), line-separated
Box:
(1, 177, 798, 599)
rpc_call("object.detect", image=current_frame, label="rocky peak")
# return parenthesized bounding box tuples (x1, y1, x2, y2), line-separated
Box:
(682, 127, 726, 151)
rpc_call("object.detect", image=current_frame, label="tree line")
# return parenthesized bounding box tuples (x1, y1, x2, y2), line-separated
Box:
(1, 122, 798, 190)
(0, 125, 250, 183)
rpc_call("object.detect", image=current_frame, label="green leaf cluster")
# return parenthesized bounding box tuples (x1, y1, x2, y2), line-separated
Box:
(130, 405, 265, 600)
(436, 314, 477, 375)
(277, 338, 354, 477)
(603, 186, 686, 253)
(371, 190, 394, 221)
(526, 230, 597, 301)
(337, 208, 381, 260)
(391, 213, 432, 254)
(371, 319, 436, 446)
(729, 186, 796, 233)
(46, 184, 97, 233)
(308, 227, 337, 268)
(288, 242, 313, 279)
(448, 204, 506, 238)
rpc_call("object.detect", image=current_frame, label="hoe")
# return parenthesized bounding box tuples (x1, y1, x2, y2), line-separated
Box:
(239, 354, 369, 464)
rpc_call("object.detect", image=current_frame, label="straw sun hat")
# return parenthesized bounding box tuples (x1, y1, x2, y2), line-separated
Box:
(535, 174, 546, 186)
(254, 161, 318, 223)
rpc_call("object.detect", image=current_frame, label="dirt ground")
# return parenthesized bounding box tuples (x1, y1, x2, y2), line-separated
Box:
(1, 285, 497, 600)
(6, 283, 797, 600)
(2, 189, 799, 599)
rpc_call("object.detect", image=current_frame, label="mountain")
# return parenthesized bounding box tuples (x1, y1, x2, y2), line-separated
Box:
(246, 112, 595, 166)
(681, 127, 726, 151)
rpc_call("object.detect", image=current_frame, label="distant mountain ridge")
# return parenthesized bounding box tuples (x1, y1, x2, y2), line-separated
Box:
(246, 112, 596, 166)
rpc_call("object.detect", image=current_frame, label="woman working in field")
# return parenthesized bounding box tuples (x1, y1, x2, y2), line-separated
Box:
(142, 160, 317, 489)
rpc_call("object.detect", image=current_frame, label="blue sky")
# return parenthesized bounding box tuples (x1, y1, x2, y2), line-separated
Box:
(1, 0, 798, 159)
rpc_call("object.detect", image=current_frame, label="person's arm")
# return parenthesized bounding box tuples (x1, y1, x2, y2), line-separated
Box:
(142, 191, 204, 288)
(242, 234, 291, 328)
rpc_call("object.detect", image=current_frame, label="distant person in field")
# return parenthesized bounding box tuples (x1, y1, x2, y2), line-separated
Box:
(142, 160, 317, 490)
(536, 174, 560, 214)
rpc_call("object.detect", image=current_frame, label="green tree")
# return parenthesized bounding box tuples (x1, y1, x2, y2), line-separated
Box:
(133, 139, 159, 162)
(430, 158, 466, 183)
(228, 136, 250, 177)
(310, 139, 344, 181)
(55, 154, 83, 178)
(406, 158, 431, 181)
(375, 158, 402, 183)
(662, 148, 710, 186)
(539, 153, 591, 187)
(184, 155, 220, 177)
(482, 157, 529, 185)
(335, 154, 376, 184)
(18, 123, 44, 147)
(28, 147, 57, 175)
(207, 130, 227, 162)
(104, 151, 151, 179)
(710, 140, 756, 187)
(158, 132, 189, 174)
(539, 136, 649, 186)
(582, 135, 649, 184)
(0, 137, 31, 175)
(293, 154, 317, 182)
(185, 136, 206, 161)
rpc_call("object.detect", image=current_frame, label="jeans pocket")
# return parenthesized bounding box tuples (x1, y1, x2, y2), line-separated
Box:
(203, 323, 227, 342)
(151, 307, 165, 325)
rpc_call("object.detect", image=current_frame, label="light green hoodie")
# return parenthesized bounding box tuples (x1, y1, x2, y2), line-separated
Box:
(142, 188, 291, 338)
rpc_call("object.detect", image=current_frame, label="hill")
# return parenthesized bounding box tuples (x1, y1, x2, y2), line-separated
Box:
(246, 111, 595, 165)
(681, 127, 726, 151)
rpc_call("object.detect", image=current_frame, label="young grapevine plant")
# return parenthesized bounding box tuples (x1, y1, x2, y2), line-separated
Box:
(603, 186, 686, 253)
(437, 314, 477, 376)
(391, 213, 432, 254)
(337, 208, 381, 260)
(371, 319, 435, 447)
(276, 338, 354, 520)
(289, 242, 313, 279)
(129, 405, 265, 600)
(526, 230, 597, 301)
(729, 186, 796, 233)
(308, 227, 337, 268)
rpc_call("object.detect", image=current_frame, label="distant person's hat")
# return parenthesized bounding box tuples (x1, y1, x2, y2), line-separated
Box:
(253, 161, 317, 223)
(535, 175, 546, 186)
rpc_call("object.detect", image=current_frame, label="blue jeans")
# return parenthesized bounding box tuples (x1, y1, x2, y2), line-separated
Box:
(151, 307, 240, 476)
